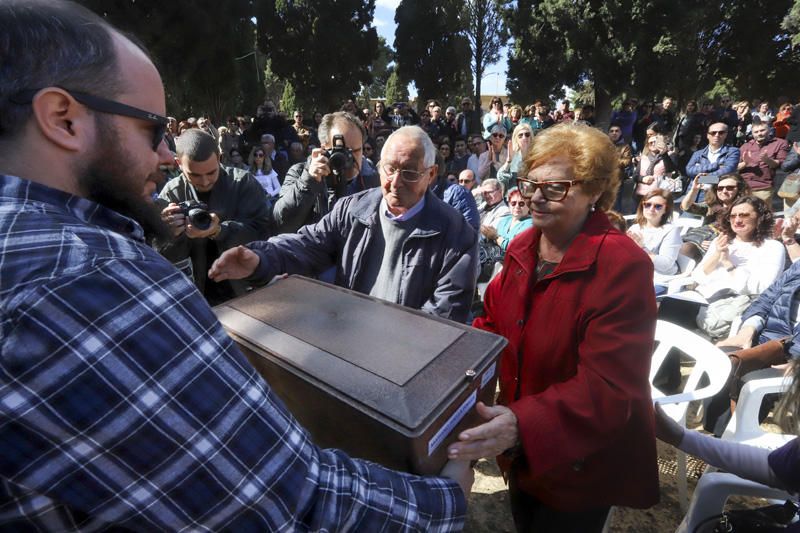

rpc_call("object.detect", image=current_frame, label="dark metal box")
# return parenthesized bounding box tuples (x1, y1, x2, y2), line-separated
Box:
(214, 275, 506, 475)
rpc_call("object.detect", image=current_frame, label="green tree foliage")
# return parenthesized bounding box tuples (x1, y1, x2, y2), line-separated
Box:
(503, 0, 658, 123)
(782, 0, 800, 46)
(504, 0, 797, 124)
(567, 80, 595, 107)
(706, 0, 796, 100)
(263, 59, 287, 107)
(77, 0, 260, 120)
(280, 82, 297, 114)
(463, 0, 506, 106)
(384, 69, 408, 105)
(256, 0, 379, 113)
(361, 37, 395, 101)
(394, 0, 471, 109)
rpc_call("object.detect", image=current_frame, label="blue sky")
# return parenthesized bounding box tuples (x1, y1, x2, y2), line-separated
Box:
(373, 0, 509, 98)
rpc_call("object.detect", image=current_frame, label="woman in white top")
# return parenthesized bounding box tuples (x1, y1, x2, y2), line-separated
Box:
(628, 189, 682, 282)
(692, 195, 784, 299)
(247, 147, 281, 198)
(655, 196, 784, 391)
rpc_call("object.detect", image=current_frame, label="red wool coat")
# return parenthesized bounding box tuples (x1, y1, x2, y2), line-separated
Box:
(474, 210, 660, 511)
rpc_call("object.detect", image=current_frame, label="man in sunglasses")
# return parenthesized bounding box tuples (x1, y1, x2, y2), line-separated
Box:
(685, 121, 741, 183)
(737, 121, 789, 203)
(210, 125, 478, 324)
(0, 2, 471, 530)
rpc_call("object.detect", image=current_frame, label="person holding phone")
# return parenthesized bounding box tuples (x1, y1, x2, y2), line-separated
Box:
(685, 122, 741, 183)
(679, 173, 752, 261)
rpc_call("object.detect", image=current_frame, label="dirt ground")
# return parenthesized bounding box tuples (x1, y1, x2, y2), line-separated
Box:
(464, 406, 785, 532)
(464, 440, 700, 532)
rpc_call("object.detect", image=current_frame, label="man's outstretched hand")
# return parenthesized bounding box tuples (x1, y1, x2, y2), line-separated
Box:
(208, 245, 260, 281)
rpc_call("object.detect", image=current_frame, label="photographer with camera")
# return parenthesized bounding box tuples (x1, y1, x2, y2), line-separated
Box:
(272, 111, 379, 234)
(210, 126, 478, 323)
(157, 129, 271, 304)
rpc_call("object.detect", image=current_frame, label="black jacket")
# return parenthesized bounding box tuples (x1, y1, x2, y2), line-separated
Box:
(155, 166, 271, 295)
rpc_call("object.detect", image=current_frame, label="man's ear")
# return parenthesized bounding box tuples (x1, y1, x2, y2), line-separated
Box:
(30, 88, 93, 153)
(426, 164, 438, 187)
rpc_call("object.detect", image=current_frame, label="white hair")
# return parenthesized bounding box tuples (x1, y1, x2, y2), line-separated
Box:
(381, 125, 436, 167)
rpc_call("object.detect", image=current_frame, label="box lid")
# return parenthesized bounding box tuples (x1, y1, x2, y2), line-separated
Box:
(216, 276, 506, 433)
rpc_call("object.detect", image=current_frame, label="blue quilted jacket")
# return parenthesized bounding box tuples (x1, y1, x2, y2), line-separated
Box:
(742, 260, 800, 357)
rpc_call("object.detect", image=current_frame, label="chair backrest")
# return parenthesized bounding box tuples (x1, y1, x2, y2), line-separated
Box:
(651, 320, 732, 405)
(491, 261, 503, 279)
(721, 374, 795, 448)
(672, 215, 703, 235)
(476, 262, 503, 300)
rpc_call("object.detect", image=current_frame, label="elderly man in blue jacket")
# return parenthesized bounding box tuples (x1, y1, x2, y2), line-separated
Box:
(210, 126, 479, 323)
(685, 122, 741, 182)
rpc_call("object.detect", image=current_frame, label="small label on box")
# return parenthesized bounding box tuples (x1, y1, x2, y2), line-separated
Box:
(480, 362, 496, 389)
(428, 390, 477, 456)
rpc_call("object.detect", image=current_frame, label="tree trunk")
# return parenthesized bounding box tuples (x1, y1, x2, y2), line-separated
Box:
(474, 76, 482, 109)
(594, 80, 612, 131)
(474, 56, 482, 110)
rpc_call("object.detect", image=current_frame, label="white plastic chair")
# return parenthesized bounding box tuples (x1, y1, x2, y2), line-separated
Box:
(476, 261, 502, 300)
(655, 255, 697, 298)
(678, 375, 795, 532)
(677, 472, 792, 533)
(664, 273, 703, 296)
(722, 374, 794, 450)
(651, 320, 732, 511)
(673, 215, 703, 235)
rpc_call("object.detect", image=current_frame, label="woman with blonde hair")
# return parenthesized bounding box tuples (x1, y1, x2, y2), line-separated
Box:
(450, 123, 659, 531)
(497, 122, 534, 191)
(508, 104, 524, 129)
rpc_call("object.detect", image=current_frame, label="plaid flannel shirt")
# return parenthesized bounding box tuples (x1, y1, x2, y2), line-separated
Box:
(0, 175, 466, 531)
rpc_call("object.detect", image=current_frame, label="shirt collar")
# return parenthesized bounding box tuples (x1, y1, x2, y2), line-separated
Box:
(382, 195, 425, 222)
(0, 174, 146, 242)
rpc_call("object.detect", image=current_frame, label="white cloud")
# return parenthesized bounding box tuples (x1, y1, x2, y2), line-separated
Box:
(375, 0, 400, 8)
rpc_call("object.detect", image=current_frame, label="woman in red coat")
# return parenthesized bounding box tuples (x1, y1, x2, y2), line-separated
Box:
(448, 123, 660, 532)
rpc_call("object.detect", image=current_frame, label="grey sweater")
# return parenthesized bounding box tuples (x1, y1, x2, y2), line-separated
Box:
(367, 214, 418, 303)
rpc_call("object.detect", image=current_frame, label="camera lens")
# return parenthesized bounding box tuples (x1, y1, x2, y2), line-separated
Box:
(188, 208, 212, 230)
(328, 151, 349, 175)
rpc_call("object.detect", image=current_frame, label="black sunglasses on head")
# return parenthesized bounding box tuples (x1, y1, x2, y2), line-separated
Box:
(11, 87, 169, 151)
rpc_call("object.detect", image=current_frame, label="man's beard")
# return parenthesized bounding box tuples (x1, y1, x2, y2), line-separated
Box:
(77, 116, 171, 242)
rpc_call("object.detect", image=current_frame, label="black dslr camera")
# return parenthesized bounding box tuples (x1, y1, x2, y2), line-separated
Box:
(324, 134, 355, 177)
(177, 200, 212, 230)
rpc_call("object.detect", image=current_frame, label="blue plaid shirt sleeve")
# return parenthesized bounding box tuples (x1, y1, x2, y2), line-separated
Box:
(0, 257, 466, 531)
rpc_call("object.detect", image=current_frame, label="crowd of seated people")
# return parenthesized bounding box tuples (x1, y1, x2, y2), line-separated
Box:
(152, 92, 800, 531)
(658, 195, 785, 336)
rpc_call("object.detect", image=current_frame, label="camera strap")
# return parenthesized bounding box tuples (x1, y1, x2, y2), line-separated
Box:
(182, 175, 200, 202)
